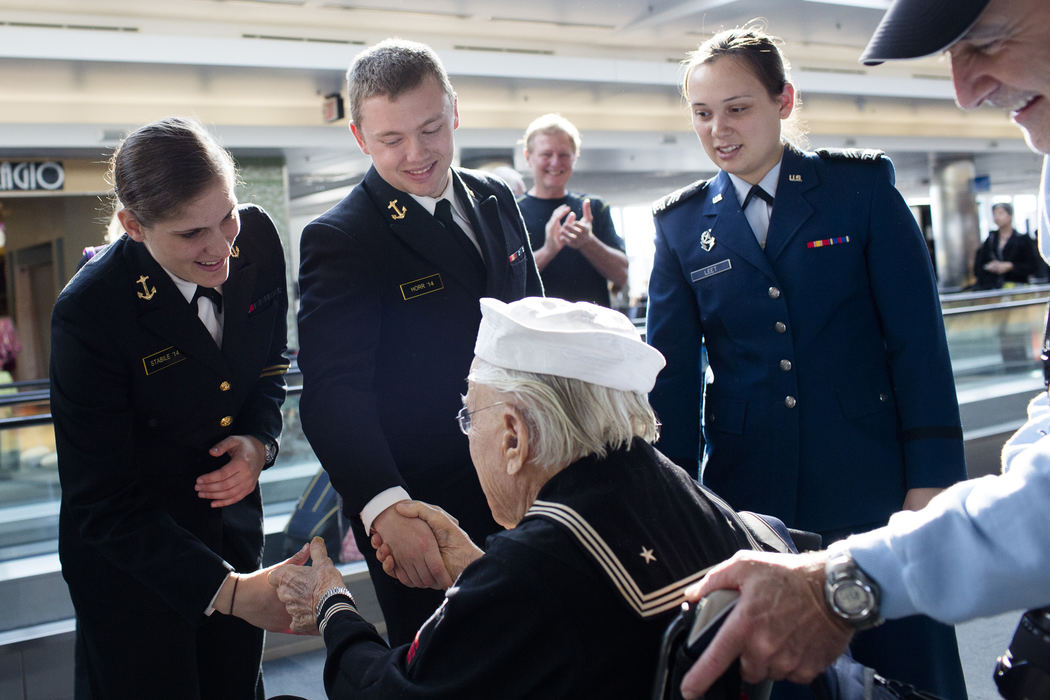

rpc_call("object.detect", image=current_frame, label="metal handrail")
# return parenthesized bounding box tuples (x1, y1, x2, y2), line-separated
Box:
(0, 371, 304, 429)
(942, 295, 1050, 316)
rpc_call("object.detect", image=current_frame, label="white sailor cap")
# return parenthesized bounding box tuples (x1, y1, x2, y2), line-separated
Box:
(474, 297, 666, 393)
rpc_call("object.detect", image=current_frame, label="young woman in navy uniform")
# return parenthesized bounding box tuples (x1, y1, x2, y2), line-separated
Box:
(647, 28, 968, 699)
(51, 118, 297, 699)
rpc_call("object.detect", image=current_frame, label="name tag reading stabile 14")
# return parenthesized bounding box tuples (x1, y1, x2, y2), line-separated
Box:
(400, 273, 444, 301)
(142, 346, 186, 375)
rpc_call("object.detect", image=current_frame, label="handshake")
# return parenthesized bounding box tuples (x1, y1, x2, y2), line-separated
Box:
(241, 501, 481, 635)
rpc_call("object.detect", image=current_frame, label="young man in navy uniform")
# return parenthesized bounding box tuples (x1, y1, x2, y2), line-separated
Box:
(297, 38, 543, 645)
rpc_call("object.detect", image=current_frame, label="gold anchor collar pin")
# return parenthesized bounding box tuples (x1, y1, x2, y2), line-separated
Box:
(136, 274, 157, 300)
(388, 199, 407, 220)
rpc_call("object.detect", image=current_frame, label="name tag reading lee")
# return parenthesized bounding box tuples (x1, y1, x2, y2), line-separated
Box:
(691, 259, 732, 283)
(142, 346, 185, 375)
(400, 273, 444, 301)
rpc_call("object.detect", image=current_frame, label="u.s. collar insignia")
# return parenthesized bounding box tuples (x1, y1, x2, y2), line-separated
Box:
(700, 229, 715, 252)
(711, 193, 723, 204)
(388, 200, 407, 220)
(789, 173, 802, 182)
(230, 245, 240, 258)
(136, 274, 156, 300)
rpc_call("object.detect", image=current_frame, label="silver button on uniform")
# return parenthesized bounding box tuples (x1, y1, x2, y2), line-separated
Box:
(768, 286, 781, 299)
(780, 359, 792, 371)
(784, 396, 797, 408)
(774, 321, 787, 333)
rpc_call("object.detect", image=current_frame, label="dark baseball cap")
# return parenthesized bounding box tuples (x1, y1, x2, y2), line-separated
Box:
(860, 0, 990, 65)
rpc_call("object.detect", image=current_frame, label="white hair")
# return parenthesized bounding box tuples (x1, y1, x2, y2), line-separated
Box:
(468, 357, 659, 471)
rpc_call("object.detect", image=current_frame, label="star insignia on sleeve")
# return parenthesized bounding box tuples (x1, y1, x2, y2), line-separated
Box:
(640, 546, 657, 565)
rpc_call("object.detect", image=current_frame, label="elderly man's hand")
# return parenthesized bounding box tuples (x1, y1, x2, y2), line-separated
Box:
(268, 537, 346, 634)
(215, 543, 311, 633)
(373, 501, 484, 585)
(370, 502, 450, 589)
(678, 550, 853, 700)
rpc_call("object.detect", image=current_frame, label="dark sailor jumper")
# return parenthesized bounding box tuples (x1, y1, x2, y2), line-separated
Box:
(316, 439, 753, 699)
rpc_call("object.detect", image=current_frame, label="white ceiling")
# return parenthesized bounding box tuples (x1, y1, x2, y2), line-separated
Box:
(0, 0, 1041, 203)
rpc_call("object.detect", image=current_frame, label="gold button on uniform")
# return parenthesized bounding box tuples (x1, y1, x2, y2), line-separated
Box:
(784, 396, 797, 408)
(780, 359, 792, 371)
(768, 286, 781, 299)
(220, 416, 233, 427)
(219, 381, 231, 392)
(774, 321, 787, 333)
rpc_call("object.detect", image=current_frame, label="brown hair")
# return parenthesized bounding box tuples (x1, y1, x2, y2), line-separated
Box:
(682, 23, 806, 144)
(109, 117, 236, 227)
(346, 38, 455, 127)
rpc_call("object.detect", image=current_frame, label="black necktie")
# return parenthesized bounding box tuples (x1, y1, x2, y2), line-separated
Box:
(434, 198, 484, 268)
(192, 285, 223, 312)
(742, 185, 774, 210)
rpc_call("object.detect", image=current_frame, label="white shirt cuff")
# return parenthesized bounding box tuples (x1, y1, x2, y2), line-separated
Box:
(204, 568, 235, 616)
(360, 486, 412, 532)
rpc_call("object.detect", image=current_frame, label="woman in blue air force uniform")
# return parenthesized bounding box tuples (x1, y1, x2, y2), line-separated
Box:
(51, 118, 294, 700)
(646, 27, 968, 699)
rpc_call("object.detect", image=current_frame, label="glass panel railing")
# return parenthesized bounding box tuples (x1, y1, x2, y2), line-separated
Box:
(941, 287, 1049, 391)
(1, 287, 1049, 567)
(0, 371, 321, 568)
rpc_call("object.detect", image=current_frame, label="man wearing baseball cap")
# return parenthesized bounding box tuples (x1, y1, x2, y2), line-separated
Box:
(679, 1, 1050, 697)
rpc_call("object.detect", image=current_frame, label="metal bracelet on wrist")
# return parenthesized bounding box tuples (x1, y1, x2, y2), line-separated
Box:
(315, 586, 352, 625)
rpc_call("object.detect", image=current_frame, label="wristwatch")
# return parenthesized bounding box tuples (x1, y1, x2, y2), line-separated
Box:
(824, 550, 883, 630)
(253, 435, 278, 468)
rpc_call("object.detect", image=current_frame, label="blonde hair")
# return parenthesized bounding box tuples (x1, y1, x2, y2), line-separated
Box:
(523, 113, 582, 155)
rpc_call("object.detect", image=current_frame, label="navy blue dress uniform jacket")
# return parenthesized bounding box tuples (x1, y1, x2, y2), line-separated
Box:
(51, 205, 289, 699)
(647, 147, 966, 536)
(315, 440, 753, 699)
(297, 166, 542, 641)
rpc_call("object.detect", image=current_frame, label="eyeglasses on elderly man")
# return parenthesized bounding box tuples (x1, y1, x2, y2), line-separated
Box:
(257, 297, 824, 699)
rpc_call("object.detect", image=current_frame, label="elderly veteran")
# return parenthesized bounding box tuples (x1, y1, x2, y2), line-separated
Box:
(269, 296, 765, 698)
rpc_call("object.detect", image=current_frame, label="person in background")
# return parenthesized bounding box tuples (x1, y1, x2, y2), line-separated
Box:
(51, 117, 296, 699)
(678, 1, 1050, 698)
(271, 296, 762, 699)
(488, 164, 527, 197)
(517, 113, 628, 306)
(973, 202, 1039, 289)
(296, 38, 542, 646)
(646, 25, 967, 698)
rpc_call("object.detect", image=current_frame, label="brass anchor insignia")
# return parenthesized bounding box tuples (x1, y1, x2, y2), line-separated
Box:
(136, 275, 156, 300)
(230, 245, 240, 258)
(388, 200, 407, 220)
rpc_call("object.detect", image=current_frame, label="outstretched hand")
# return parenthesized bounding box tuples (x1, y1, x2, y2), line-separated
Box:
(369, 501, 451, 589)
(372, 500, 483, 586)
(268, 537, 346, 634)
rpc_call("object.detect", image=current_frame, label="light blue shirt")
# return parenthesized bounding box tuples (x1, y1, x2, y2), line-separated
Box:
(839, 156, 1050, 623)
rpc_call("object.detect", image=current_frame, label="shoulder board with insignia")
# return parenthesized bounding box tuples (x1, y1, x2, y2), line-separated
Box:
(652, 179, 710, 217)
(815, 147, 885, 162)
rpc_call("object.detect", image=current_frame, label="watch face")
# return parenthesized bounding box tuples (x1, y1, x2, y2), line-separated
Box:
(833, 581, 873, 617)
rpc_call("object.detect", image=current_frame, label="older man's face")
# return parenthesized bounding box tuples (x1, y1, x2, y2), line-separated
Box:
(948, 0, 1050, 154)
(464, 379, 520, 529)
